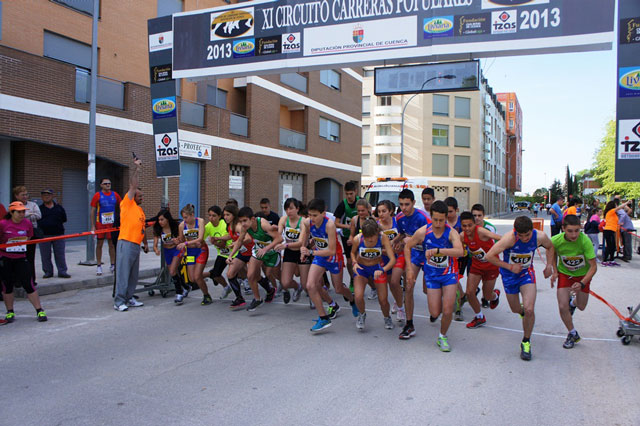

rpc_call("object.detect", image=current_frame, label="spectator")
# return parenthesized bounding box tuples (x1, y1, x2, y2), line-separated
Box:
(37, 189, 70, 279)
(602, 199, 630, 266)
(617, 203, 636, 262)
(13, 186, 41, 286)
(91, 178, 122, 276)
(549, 196, 565, 236)
(584, 208, 602, 256)
(225, 198, 239, 207)
(113, 157, 148, 311)
(258, 198, 280, 226)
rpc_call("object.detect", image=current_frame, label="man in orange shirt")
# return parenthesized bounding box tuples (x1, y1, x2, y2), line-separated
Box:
(114, 157, 149, 311)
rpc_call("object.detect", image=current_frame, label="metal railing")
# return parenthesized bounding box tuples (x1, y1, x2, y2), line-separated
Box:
(180, 99, 205, 127)
(280, 73, 307, 93)
(279, 127, 306, 150)
(230, 113, 248, 137)
(75, 68, 124, 109)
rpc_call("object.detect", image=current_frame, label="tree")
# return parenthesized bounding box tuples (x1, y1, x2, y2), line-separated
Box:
(565, 165, 572, 197)
(549, 179, 563, 202)
(592, 120, 640, 198)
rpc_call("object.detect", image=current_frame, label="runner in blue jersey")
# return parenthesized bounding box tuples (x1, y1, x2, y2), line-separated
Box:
(392, 189, 431, 340)
(405, 201, 464, 352)
(444, 196, 468, 322)
(487, 216, 555, 361)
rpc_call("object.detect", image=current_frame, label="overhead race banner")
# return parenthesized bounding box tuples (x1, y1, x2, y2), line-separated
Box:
(172, 0, 615, 79)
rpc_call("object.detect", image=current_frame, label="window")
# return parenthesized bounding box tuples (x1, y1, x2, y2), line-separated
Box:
(378, 96, 392, 106)
(509, 119, 514, 129)
(362, 154, 370, 174)
(432, 124, 449, 146)
(455, 97, 471, 119)
(206, 85, 227, 108)
(319, 117, 340, 142)
(320, 69, 341, 90)
(377, 154, 391, 166)
(362, 96, 370, 116)
(44, 31, 91, 69)
(454, 155, 471, 177)
(509, 102, 514, 112)
(377, 125, 392, 136)
(157, 0, 182, 16)
(432, 154, 449, 176)
(52, 0, 99, 16)
(454, 126, 471, 148)
(280, 73, 308, 93)
(362, 125, 370, 146)
(433, 94, 449, 116)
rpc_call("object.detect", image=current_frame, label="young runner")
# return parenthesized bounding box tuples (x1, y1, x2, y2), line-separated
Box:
(550, 214, 598, 349)
(274, 198, 307, 304)
(351, 218, 396, 331)
(405, 201, 463, 352)
(152, 209, 188, 305)
(444, 197, 467, 322)
(203, 206, 233, 300)
(300, 198, 358, 333)
(333, 181, 360, 287)
(348, 198, 378, 300)
(376, 200, 406, 322)
(232, 207, 280, 311)
(486, 216, 555, 361)
(90, 178, 121, 275)
(176, 204, 212, 306)
(421, 187, 435, 219)
(224, 204, 252, 309)
(459, 212, 502, 329)
(471, 204, 497, 233)
(258, 198, 281, 294)
(393, 189, 431, 340)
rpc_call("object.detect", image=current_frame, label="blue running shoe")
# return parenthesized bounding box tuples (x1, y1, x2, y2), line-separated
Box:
(351, 301, 359, 318)
(310, 317, 332, 333)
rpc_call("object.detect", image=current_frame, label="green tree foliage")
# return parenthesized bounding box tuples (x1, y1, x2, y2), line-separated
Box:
(593, 120, 640, 198)
(549, 179, 563, 202)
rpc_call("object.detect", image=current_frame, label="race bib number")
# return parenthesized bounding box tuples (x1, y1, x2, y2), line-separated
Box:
(471, 248, 487, 262)
(161, 233, 173, 244)
(284, 227, 300, 242)
(427, 255, 449, 268)
(240, 245, 248, 254)
(313, 237, 329, 249)
(509, 253, 533, 269)
(254, 239, 269, 250)
(6, 237, 27, 253)
(383, 229, 398, 241)
(359, 247, 382, 259)
(219, 246, 231, 256)
(184, 229, 198, 241)
(561, 255, 586, 271)
(101, 212, 114, 224)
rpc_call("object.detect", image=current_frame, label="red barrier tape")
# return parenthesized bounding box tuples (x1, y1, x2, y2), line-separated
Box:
(589, 289, 640, 326)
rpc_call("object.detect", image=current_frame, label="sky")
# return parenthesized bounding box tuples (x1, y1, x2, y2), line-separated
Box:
(481, 48, 617, 194)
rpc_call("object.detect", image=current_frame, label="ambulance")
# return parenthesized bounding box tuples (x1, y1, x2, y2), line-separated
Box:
(363, 177, 429, 210)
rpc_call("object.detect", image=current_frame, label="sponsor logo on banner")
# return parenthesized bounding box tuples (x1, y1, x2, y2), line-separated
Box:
(179, 141, 211, 160)
(491, 10, 517, 34)
(282, 33, 301, 53)
(482, 0, 548, 9)
(304, 16, 416, 57)
(210, 8, 254, 41)
(256, 36, 281, 55)
(232, 39, 255, 58)
(619, 66, 640, 98)
(455, 14, 490, 36)
(620, 17, 640, 45)
(618, 119, 640, 160)
(152, 96, 177, 119)
(353, 25, 364, 43)
(155, 133, 179, 162)
(150, 64, 172, 84)
(149, 31, 173, 52)
(424, 16, 454, 39)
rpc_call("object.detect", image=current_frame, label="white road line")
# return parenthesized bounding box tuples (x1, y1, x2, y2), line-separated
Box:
(16, 315, 112, 322)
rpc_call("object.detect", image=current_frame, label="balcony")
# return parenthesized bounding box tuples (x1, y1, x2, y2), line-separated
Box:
(280, 73, 308, 93)
(280, 127, 306, 150)
(374, 115, 402, 125)
(375, 105, 402, 115)
(375, 135, 401, 146)
(75, 68, 124, 109)
(180, 99, 205, 127)
(230, 113, 248, 137)
(374, 165, 401, 176)
(375, 144, 401, 154)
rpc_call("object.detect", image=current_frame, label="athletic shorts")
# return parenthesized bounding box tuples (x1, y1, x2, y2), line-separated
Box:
(410, 248, 425, 267)
(210, 255, 228, 278)
(423, 273, 458, 290)
(469, 263, 499, 281)
(501, 268, 536, 295)
(95, 222, 115, 240)
(283, 248, 311, 265)
(457, 256, 470, 279)
(383, 254, 405, 270)
(0, 257, 35, 294)
(236, 253, 251, 264)
(312, 255, 343, 275)
(253, 250, 280, 268)
(558, 272, 590, 294)
(186, 245, 208, 265)
(163, 247, 182, 266)
(355, 263, 387, 284)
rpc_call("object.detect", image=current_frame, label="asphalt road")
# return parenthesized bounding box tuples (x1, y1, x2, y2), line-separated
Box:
(2, 215, 639, 426)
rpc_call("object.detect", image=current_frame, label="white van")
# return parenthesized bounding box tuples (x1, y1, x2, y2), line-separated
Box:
(363, 177, 429, 209)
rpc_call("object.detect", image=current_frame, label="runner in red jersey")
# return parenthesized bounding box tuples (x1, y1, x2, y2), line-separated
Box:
(459, 212, 502, 329)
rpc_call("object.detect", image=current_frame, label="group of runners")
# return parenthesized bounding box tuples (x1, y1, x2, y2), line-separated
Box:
(147, 181, 598, 361)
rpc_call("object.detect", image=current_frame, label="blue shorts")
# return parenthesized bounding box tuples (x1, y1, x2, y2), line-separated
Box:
(355, 263, 386, 283)
(185, 247, 206, 265)
(410, 248, 425, 267)
(163, 247, 182, 265)
(312, 255, 343, 275)
(500, 267, 536, 294)
(423, 273, 458, 290)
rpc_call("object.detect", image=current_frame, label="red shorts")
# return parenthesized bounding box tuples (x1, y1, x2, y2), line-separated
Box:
(393, 254, 406, 270)
(95, 222, 115, 240)
(558, 272, 590, 293)
(469, 263, 499, 281)
(196, 245, 209, 265)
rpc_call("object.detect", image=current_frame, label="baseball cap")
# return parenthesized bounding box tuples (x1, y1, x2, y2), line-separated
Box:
(8, 201, 27, 211)
(41, 189, 54, 194)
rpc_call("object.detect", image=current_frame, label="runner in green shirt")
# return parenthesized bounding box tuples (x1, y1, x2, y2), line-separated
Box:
(550, 214, 597, 349)
(202, 206, 233, 300)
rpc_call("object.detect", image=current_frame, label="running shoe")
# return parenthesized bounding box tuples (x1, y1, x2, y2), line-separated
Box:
(182, 287, 190, 298)
(350, 301, 359, 317)
(367, 289, 378, 300)
(466, 316, 486, 329)
(600, 261, 610, 267)
(454, 310, 464, 322)
(247, 298, 264, 312)
(437, 335, 451, 352)
(243, 280, 252, 295)
(96, 265, 103, 276)
(356, 312, 366, 330)
(113, 304, 128, 312)
(399, 324, 416, 340)
(292, 286, 303, 302)
(429, 315, 439, 323)
(569, 295, 577, 316)
(520, 341, 532, 361)
(201, 294, 213, 305)
(563, 332, 581, 349)
(220, 285, 233, 300)
(490, 289, 501, 310)
(384, 317, 394, 330)
(283, 289, 291, 304)
(37, 311, 48, 322)
(611, 261, 621, 266)
(310, 317, 332, 333)
(5, 312, 16, 323)
(174, 294, 184, 305)
(391, 302, 398, 314)
(230, 298, 246, 310)
(265, 287, 276, 303)
(327, 304, 340, 319)
(481, 298, 489, 309)
(396, 306, 406, 322)
(127, 298, 144, 307)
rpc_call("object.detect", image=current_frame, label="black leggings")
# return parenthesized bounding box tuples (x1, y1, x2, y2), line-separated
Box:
(603, 230, 616, 261)
(0, 257, 36, 294)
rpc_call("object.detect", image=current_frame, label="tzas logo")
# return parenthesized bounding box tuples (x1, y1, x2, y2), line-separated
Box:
(492, 10, 517, 34)
(620, 121, 640, 155)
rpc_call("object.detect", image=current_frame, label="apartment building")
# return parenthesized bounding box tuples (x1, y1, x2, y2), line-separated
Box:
(361, 70, 507, 214)
(0, 0, 361, 233)
(497, 92, 523, 205)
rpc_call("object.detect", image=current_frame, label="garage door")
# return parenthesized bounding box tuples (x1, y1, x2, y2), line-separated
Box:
(278, 172, 304, 215)
(62, 169, 88, 234)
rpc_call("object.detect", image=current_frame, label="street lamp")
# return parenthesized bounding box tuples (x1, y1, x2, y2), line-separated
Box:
(400, 74, 456, 177)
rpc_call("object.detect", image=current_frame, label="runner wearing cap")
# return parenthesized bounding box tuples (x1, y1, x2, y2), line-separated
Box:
(91, 178, 122, 276)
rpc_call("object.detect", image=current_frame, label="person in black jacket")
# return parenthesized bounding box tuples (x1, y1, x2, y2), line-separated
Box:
(38, 189, 70, 278)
